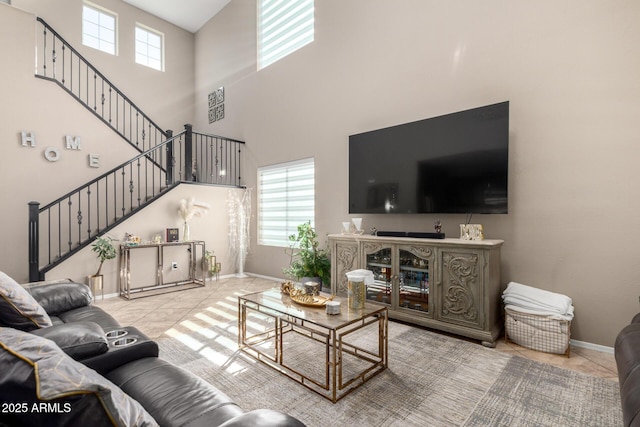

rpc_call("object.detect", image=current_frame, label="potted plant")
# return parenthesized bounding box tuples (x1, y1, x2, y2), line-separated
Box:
(283, 221, 331, 290)
(88, 235, 117, 299)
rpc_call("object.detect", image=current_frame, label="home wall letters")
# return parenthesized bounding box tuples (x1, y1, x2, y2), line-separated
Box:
(19, 131, 99, 168)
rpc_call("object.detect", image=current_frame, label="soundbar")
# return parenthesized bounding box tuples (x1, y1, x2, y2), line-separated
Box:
(376, 231, 445, 239)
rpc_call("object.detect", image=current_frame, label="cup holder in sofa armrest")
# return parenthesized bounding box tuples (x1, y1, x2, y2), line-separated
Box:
(81, 326, 158, 374)
(113, 337, 138, 347)
(105, 329, 128, 339)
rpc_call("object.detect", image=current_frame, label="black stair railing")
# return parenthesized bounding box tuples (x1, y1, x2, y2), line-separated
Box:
(29, 131, 180, 281)
(28, 125, 246, 281)
(191, 127, 245, 187)
(35, 17, 168, 152)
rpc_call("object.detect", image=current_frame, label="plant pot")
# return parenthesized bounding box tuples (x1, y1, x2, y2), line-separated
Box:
(87, 275, 104, 301)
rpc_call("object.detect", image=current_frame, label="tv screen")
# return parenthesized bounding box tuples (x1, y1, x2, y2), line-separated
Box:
(349, 101, 509, 214)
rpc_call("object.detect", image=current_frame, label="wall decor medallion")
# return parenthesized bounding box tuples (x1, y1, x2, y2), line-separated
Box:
(208, 86, 225, 124)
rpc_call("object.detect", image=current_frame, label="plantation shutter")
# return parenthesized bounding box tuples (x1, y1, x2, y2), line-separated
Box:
(258, 158, 315, 247)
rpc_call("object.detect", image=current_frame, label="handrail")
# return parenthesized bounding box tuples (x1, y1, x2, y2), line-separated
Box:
(35, 17, 169, 152)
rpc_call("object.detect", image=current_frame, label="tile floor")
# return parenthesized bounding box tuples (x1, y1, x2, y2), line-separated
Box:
(95, 276, 619, 383)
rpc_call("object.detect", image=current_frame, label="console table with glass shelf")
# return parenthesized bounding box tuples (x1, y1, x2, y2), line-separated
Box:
(329, 234, 503, 347)
(119, 240, 206, 300)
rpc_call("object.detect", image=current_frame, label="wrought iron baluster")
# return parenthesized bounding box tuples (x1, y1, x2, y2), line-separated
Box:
(67, 198, 72, 252)
(77, 192, 82, 245)
(93, 72, 97, 111)
(96, 182, 101, 233)
(237, 144, 242, 186)
(42, 26, 47, 77)
(51, 37, 56, 80)
(87, 186, 92, 238)
(113, 170, 118, 223)
(57, 203, 62, 260)
(129, 163, 134, 209)
(61, 44, 65, 85)
(121, 168, 126, 218)
(101, 80, 105, 119)
(137, 157, 142, 205)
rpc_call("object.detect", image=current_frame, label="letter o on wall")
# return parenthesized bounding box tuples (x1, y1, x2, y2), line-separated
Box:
(44, 147, 61, 162)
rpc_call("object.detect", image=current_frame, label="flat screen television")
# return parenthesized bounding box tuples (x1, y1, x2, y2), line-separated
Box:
(349, 101, 509, 214)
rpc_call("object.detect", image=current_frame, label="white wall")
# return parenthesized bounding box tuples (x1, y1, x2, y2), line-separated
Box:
(194, 0, 640, 346)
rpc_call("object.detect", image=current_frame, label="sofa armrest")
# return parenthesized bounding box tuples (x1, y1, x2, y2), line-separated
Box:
(31, 321, 108, 360)
(218, 410, 306, 427)
(25, 281, 93, 315)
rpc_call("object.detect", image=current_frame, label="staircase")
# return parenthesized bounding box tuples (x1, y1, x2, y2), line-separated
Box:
(28, 18, 245, 282)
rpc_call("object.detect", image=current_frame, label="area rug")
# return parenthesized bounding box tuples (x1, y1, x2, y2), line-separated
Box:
(156, 284, 621, 427)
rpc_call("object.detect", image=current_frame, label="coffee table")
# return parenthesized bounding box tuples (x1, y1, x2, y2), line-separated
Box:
(238, 288, 388, 403)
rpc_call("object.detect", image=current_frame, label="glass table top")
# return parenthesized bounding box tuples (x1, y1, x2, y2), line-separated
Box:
(239, 288, 387, 330)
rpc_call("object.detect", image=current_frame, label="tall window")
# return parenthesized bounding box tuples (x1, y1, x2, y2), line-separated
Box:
(135, 25, 164, 71)
(258, 0, 314, 70)
(258, 158, 315, 247)
(82, 3, 116, 55)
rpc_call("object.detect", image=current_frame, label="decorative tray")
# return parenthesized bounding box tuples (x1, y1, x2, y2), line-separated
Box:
(289, 293, 333, 307)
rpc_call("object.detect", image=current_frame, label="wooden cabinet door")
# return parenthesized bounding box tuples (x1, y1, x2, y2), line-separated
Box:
(331, 239, 359, 296)
(397, 244, 434, 317)
(438, 249, 484, 329)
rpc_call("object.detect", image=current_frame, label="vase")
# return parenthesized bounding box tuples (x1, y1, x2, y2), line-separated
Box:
(182, 221, 190, 241)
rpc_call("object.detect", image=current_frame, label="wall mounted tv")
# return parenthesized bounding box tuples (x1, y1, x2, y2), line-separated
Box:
(349, 101, 509, 214)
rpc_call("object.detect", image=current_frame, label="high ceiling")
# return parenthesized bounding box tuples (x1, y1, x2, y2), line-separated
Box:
(123, 0, 230, 33)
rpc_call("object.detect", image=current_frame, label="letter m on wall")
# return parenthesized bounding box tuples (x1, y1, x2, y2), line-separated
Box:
(65, 135, 81, 150)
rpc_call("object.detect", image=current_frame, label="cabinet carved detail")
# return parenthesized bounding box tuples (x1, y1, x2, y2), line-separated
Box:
(363, 242, 384, 254)
(336, 244, 358, 295)
(404, 246, 433, 259)
(442, 253, 478, 321)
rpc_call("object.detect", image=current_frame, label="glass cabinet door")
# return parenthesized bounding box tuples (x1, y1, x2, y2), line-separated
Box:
(365, 247, 392, 305)
(398, 247, 432, 313)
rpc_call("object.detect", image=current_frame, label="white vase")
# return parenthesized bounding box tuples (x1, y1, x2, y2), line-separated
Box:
(182, 222, 190, 241)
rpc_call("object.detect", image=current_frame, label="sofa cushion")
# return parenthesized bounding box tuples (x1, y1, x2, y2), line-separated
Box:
(26, 281, 93, 315)
(0, 327, 158, 427)
(106, 357, 245, 427)
(0, 271, 52, 331)
(57, 305, 121, 330)
(31, 321, 109, 360)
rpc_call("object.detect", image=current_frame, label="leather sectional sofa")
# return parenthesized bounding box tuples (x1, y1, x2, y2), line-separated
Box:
(0, 272, 305, 427)
(615, 313, 640, 427)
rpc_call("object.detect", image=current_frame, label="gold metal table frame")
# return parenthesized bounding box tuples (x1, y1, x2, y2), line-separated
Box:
(238, 289, 388, 403)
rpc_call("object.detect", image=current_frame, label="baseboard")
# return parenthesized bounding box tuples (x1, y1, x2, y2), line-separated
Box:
(95, 291, 120, 300)
(245, 272, 286, 282)
(570, 339, 614, 354)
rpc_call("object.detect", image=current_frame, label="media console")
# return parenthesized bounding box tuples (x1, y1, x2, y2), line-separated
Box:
(329, 234, 504, 347)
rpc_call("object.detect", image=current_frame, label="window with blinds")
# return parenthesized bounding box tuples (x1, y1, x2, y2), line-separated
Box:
(258, 0, 314, 70)
(258, 158, 315, 247)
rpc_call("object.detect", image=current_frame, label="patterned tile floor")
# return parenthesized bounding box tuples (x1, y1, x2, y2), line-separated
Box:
(95, 276, 619, 383)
